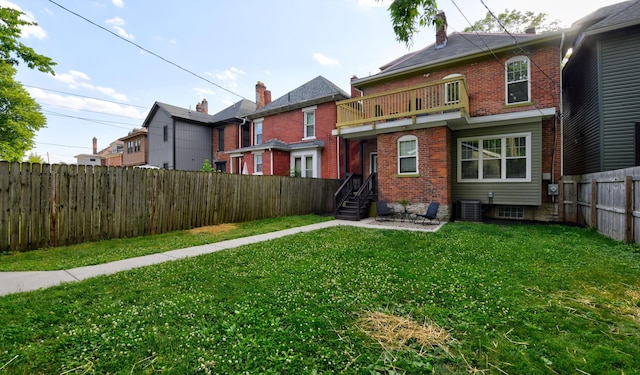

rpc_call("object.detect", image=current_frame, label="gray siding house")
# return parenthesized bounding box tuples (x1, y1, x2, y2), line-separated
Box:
(563, 0, 640, 175)
(143, 101, 216, 171)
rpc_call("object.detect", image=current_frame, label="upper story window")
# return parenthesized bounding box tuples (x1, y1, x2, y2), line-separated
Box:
(163, 125, 168, 142)
(458, 132, 531, 182)
(302, 106, 316, 139)
(254, 120, 263, 145)
(398, 135, 418, 174)
(127, 141, 133, 154)
(134, 139, 141, 152)
(506, 56, 530, 104)
(217, 127, 225, 151)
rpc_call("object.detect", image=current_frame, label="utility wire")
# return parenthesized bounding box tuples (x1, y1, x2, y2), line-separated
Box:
(41, 103, 146, 120)
(24, 84, 149, 109)
(47, 0, 247, 101)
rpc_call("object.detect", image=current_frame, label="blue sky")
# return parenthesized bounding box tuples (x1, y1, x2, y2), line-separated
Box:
(6, 0, 622, 163)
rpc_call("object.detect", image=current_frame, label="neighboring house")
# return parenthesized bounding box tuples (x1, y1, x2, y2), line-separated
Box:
(143, 99, 215, 170)
(120, 127, 148, 167)
(226, 76, 350, 178)
(333, 12, 566, 221)
(99, 140, 124, 167)
(75, 137, 102, 166)
(563, 0, 640, 175)
(210, 99, 257, 172)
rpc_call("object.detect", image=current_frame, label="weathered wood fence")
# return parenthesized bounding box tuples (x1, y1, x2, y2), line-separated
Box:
(0, 162, 339, 252)
(560, 166, 640, 243)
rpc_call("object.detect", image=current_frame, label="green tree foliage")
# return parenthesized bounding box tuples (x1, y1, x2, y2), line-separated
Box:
(201, 159, 213, 172)
(379, 0, 440, 46)
(0, 62, 47, 161)
(0, 7, 55, 73)
(464, 9, 561, 34)
(0, 6, 56, 161)
(26, 152, 45, 164)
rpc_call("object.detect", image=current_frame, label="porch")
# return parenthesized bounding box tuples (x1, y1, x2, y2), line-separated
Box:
(335, 76, 469, 130)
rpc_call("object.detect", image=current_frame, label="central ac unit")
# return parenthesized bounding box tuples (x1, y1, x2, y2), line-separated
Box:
(458, 200, 482, 222)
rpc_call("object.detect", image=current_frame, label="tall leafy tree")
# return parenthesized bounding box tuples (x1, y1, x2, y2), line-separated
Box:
(0, 6, 56, 161)
(464, 9, 561, 34)
(26, 152, 45, 164)
(380, 0, 440, 46)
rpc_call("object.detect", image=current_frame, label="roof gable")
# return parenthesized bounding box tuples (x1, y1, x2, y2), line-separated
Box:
(143, 101, 216, 127)
(210, 99, 256, 125)
(250, 76, 349, 118)
(575, 0, 640, 34)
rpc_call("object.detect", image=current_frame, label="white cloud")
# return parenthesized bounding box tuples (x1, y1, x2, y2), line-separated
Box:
(28, 88, 147, 119)
(52, 70, 130, 102)
(0, 0, 48, 39)
(105, 16, 134, 40)
(208, 67, 245, 91)
(313, 52, 339, 67)
(194, 87, 216, 99)
(112, 0, 124, 8)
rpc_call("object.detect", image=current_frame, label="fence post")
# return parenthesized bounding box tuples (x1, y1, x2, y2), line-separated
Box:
(625, 175, 633, 244)
(590, 179, 597, 228)
(572, 181, 578, 223)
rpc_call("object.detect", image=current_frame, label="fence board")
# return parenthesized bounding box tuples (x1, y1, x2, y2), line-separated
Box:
(0, 162, 339, 251)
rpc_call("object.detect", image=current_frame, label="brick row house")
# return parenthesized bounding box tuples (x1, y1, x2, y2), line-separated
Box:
(222, 76, 350, 178)
(119, 127, 149, 167)
(333, 12, 566, 222)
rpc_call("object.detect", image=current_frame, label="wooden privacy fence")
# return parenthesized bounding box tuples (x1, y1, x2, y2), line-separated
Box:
(0, 162, 339, 252)
(560, 166, 640, 243)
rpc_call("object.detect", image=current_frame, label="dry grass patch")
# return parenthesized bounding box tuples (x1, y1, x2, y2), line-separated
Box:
(188, 223, 237, 234)
(356, 311, 454, 356)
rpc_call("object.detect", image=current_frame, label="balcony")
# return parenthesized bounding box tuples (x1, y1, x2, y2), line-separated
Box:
(336, 76, 468, 129)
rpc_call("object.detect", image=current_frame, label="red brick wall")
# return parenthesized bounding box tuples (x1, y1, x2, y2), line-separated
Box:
(377, 127, 452, 206)
(361, 47, 560, 118)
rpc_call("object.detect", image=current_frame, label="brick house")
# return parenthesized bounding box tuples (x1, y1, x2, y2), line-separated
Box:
(210, 99, 256, 173)
(333, 12, 565, 222)
(226, 76, 350, 178)
(120, 128, 148, 167)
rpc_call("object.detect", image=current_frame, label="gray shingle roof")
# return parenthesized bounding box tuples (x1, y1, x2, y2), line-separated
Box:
(226, 139, 324, 154)
(152, 101, 216, 124)
(572, 0, 640, 34)
(379, 32, 551, 74)
(210, 99, 256, 125)
(249, 76, 349, 118)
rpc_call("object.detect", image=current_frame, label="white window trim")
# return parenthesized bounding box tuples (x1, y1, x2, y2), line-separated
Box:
(302, 105, 317, 140)
(505, 56, 531, 105)
(290, 149, 320, 178)
(253, 151, 264, 175)
(457, 132, 532, 183)
(253, 118, 264, 146)
(397, 135, 418, 175)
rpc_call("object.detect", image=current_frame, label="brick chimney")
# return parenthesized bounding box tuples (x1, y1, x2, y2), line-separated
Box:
(435, 11, 448, 49)
(350, 75, 362, 98)
(525, 26, 536, 34)
(93, 137, 97, 154)
(196, 99, 208, 114)
(256, 81, 271, 109)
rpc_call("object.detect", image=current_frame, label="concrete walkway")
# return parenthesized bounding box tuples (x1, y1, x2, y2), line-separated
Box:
(0, 218, 443, 296)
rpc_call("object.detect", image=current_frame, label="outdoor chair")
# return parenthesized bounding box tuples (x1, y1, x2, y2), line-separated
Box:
(415, 202, 440, 225)
(375, 201, 394, 221)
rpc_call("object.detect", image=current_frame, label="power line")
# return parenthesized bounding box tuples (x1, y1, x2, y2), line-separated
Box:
(47, 0, 247, 101)
(41, 103, 146, 120)
(42, 111, 137, 129)
(36, 142, 92, 150)
(24, 84, 149, 109)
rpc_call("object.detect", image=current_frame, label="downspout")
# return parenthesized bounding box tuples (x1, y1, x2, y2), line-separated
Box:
(336, 135, 341, 180)
(172, 118, 176, 170)
(559, 31, 565, 180)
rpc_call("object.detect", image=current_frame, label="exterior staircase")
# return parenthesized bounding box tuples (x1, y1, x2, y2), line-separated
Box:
(334, 173, 377, 221)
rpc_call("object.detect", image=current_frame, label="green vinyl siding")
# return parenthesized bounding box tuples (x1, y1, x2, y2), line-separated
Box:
(452, 122, 541, 205)
(600, 30, 640, 171)
(563, 44, 601, 175)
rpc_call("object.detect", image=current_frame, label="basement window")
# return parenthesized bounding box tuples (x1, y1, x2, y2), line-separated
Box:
(496, 206, 524, 219)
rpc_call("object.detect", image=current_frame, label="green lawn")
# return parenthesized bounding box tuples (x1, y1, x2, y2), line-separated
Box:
(1, 222, 640, 374)
(0, 214, 333, 271)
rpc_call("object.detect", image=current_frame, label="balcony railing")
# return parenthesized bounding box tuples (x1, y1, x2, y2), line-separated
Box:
(336, 76, 468, 129)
